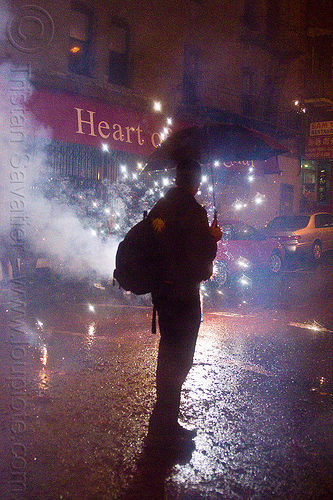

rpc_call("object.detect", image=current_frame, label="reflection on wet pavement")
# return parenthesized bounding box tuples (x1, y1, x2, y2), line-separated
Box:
(1, 257, 333, 500)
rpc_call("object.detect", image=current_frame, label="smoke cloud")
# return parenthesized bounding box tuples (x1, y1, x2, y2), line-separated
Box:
(0, 62, 119, 281)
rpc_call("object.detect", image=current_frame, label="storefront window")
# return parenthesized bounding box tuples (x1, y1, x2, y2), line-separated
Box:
(300, 160, 331, 212)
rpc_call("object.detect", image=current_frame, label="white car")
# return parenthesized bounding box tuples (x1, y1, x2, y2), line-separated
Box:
(263, 212, 333, 261)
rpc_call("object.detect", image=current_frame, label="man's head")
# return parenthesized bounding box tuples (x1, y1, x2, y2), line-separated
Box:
(175, 159, 201, 195)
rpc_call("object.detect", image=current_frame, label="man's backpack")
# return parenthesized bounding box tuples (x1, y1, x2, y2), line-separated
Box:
(113, 215, 160, 295)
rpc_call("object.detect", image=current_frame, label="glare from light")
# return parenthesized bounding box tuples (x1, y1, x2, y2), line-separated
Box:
(102, 143, 109, 152)
(120, 164, 127, 173)
(214, 161, 220, 167)
(88, 303, 95, 313)
(70, 46, 80, 53)
(208, 185, 213, 192)
(90, 229, 97, 237)
(248, 175, 254, 182)
(132, 173, 138, 180)
(104, 207, 111, 215)
(162, 177, 170, 186)
(202, 175, 208, 182)
(294, 99, 300, 106)
(137, 162, 143, 171)
(167, 117, 173, 125)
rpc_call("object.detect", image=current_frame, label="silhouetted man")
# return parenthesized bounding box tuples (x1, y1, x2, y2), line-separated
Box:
(147, 159, 222, 447)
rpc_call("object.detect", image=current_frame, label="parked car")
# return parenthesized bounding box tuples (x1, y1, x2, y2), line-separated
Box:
(263, 212, 333, 261)
(210, 220, 285, 289)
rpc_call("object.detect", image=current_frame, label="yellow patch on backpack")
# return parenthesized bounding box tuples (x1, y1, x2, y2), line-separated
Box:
(152, 218, 166, 233)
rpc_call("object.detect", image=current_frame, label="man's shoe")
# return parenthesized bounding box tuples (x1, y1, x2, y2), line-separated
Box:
(175, 423, 197, 440)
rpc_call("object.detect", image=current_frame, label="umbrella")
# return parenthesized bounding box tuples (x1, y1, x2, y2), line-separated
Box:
(145, 122, 289, 171)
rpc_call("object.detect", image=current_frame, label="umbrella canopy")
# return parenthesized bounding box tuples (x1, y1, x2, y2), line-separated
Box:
(145, 123, 289, 170)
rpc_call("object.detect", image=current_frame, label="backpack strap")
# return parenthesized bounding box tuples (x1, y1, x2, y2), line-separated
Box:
(151, 304, 157, 334)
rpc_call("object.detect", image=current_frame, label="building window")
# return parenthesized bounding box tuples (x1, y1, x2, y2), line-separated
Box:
(69, 2, 93, 76)
(108, 20, 130, 87)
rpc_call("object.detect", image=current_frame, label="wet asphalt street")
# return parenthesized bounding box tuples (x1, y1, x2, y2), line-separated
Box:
(1, 255, 333, 500)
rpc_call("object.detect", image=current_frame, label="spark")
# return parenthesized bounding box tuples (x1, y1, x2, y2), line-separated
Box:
(239, 275, 251, 287)
(153, 101, 162, 112)
(88, 322, 96, 336)
(40, 344, 48, 366)
(214, 160, 220, 167)
(88, 303, 95, 313)
(102, 143, 109, 152)
(166, 117, 172, 125)
(234, 200, 247, 210)
(237, 258, 249, 268)
(289, 320, 332, 333)
(254, 193, 265, 205)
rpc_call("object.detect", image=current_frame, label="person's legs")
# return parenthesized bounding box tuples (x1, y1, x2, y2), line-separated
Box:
(148, 294, 201, 438)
